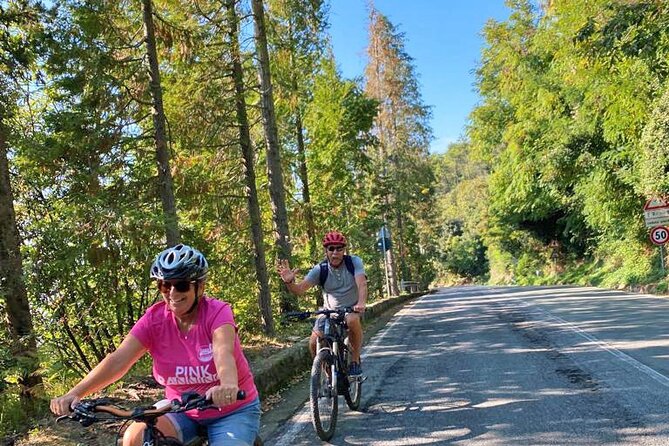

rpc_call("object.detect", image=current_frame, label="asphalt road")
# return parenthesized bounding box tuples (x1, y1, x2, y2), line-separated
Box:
(263, 286, 669, 445)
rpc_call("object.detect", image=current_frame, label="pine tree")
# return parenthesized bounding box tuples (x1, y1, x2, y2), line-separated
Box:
(223, 0, 274, 334)
(0, 0, 44, 404)
(142, 0, 180, 245)
(251, 0, 296, 312)
(266, 0, 328, 265)
(365, 5, 433, 295)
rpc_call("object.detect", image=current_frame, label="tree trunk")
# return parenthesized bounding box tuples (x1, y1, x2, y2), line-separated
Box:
(225, 0, 275, 335)
(295, 113, 317, 259)
(251, 0, 297, 312)
(61, 314, 93, 373)
(294, 112, 322, 307)
(142, 0, 180, 246)
(0, 122, 42, 399)
(395, 206, 408, 282)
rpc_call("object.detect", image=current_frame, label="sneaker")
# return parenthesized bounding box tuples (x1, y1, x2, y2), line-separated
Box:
(349, 362, 362, 377)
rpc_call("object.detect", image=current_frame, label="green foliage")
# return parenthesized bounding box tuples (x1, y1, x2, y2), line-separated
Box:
(5, 4, 434, 427)
(441, 235, 488, 280)
(0, 328, 22, 437)
(449, 0, 669, 287)
(594, 237, 656, 287)
(430, 142, 490, 283)
(0, 392, 25, 438)
(638, 85, 669, 197)
(301, 55, 391, 295)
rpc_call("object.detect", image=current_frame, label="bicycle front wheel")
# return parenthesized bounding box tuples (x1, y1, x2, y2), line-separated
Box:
(310, 350, 338, 441)
(344, 348, 362, 410)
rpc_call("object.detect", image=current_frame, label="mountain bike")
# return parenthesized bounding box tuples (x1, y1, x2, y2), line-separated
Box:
(56, 390, 263, 446)
(286, 307, 364, 441)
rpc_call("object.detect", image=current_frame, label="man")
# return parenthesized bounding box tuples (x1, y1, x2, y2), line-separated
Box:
(277, 231, 367, 376)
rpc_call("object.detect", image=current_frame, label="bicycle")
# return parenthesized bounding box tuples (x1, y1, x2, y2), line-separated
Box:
(285, 307, 364, 441)
(56, 390, 263, 446)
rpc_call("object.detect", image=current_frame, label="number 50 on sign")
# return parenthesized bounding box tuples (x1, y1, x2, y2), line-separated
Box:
(650, 226, 669, 245)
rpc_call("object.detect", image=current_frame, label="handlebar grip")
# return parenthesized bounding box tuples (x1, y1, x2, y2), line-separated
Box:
(200, 390, 246, 406)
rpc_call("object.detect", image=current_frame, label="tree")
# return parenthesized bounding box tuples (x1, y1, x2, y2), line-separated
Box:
(365, 5, 433, 294)
(431, 143, 490, 282)
(142, 0, 180, 246)
(466, 0, 669, 284)
(251, 0, 296, 312)
(0, 125, 42, 399)
(0, 0, 44, 404)
(266, 0, 328, 265)
(639, 86, 669, 198)
(223, 0, 274, 334)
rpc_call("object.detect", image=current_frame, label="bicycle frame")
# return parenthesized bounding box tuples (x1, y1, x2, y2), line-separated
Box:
(284, 306, 362, 441)
(316, 313, 352, 394)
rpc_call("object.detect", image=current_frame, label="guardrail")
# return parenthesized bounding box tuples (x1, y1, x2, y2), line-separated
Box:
(400, 280, 420, 293)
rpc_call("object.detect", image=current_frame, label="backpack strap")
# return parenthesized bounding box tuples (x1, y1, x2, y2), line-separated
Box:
(319, 260, 329, 287)
(343, 255, 355, 277)
(319, 255, 356, 287)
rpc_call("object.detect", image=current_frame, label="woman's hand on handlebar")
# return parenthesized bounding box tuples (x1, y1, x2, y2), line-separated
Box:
(50, 393, 81, 417)
(206, 382, 240, 408)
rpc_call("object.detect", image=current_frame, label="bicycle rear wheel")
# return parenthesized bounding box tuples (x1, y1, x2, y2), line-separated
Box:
(310, 350, 338, 440)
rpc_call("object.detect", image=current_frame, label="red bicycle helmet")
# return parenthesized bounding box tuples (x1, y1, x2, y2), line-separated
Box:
(322, 231, 347, 247)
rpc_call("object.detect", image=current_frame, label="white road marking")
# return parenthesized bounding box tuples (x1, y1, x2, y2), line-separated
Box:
(514, 298, 669, 388)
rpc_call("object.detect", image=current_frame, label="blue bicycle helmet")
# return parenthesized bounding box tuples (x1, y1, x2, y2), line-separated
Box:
(150, 244, 208, 281)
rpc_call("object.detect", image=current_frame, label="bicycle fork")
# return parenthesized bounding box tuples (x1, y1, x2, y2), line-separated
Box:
(316, 337, 338, 397)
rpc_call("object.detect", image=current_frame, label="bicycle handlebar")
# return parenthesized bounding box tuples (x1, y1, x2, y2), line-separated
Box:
(283, 307, 356, 322)
(56, 390, 246, 426)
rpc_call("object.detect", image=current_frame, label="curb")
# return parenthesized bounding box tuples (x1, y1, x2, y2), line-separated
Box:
(251, 290, 428, 398)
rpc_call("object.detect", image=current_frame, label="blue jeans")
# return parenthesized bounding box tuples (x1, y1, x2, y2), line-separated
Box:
(165, 397, 261, 446)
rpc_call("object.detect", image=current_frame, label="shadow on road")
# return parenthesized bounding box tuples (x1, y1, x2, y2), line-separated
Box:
(313, 286, 669, 445)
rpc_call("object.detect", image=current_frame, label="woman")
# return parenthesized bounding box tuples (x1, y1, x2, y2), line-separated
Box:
(50, 244, 261, 446)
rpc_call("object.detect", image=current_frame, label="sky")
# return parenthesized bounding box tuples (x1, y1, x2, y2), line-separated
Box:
(327, 1, 512, 154)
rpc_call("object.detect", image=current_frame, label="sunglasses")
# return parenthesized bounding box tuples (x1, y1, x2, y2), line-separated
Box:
(327, 246, 345, 253)
(157, 280, 194, 293)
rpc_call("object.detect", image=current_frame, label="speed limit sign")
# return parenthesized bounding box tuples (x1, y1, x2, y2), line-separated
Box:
(650, 225, 669, 245)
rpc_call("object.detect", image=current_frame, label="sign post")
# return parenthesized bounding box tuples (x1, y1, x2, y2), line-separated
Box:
(649, 225, 669, 273)
(644, 198, 669, 228)
(661, 245, 666, 274)
(643, 198, 669, 274)
(377, 225, 392, 297)
(649, 225, 669, 245)
(644, 199, 669, 274)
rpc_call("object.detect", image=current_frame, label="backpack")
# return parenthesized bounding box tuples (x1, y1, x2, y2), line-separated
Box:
(319, 255, 355, 287)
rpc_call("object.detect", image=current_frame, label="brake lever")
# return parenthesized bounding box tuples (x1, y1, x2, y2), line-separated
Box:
(281, 311, 311, 325)
(56, 398, 107, 426)
(55, 415, 70, 423)
(63, 408, 97, 427)
(180, 390, 247, 411)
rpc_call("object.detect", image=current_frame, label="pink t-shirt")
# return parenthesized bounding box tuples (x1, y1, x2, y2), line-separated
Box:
(130, 296, 258, 420)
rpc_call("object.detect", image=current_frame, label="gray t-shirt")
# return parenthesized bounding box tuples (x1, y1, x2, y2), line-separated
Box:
(304, 255, 365, 309)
